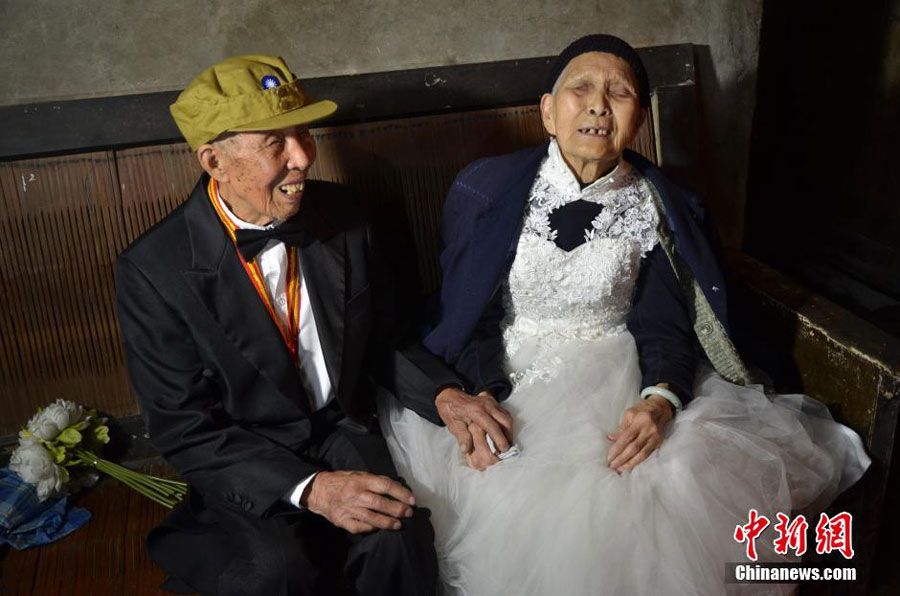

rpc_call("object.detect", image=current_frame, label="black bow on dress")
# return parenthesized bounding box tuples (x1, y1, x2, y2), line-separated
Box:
(548, 200, 604, 251)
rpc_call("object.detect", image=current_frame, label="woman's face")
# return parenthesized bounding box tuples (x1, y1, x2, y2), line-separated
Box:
(540, 52, 644, 183)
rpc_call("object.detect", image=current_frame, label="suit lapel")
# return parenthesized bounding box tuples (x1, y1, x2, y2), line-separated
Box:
(297, 194, 345, 397)
(180, 176, 309, 412)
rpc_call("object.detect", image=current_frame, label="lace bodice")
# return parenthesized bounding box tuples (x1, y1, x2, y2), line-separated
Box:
(501, 141, 659, 380)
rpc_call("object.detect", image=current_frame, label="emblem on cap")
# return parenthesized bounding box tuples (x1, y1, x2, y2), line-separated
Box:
(261, 75, 281, 90)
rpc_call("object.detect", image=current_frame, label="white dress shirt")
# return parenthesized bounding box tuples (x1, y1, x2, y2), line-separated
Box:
(216, 191, 329, 507)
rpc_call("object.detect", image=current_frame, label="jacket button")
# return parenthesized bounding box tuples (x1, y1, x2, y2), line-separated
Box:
(699, 323, 713, 335)
(202, 368, 215, 378)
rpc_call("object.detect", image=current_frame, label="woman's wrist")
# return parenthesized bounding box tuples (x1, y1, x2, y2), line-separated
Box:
(640, 384, 682, 413)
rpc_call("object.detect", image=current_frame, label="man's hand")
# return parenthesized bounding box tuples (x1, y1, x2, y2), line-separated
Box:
(302, 470, 415, 534)
(606, 392, 674, 473)
(435, 388, 513, 459)
(464, 422, 501, 471)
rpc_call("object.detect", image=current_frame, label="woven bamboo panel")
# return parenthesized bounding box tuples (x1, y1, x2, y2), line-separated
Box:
(0, 105, 656, 437)
(0, 153, 135, 434)
(114, 144, 202, 245)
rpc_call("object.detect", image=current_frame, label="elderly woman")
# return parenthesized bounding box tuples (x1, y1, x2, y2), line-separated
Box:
(379, 35, 869, 595)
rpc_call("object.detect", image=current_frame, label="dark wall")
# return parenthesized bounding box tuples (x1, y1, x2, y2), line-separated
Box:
(746, 0, 900, 336)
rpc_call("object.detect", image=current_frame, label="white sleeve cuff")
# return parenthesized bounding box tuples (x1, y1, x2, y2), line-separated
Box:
(288, 472, 318, 509)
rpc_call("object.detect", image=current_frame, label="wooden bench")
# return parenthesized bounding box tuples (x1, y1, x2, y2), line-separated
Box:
(1, 44, 897, 594)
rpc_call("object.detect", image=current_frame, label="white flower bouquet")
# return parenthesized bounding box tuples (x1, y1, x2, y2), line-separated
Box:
(8, 399, 187, 508)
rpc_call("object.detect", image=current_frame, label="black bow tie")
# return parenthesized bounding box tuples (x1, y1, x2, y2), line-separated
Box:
(234, 220, 309, 260)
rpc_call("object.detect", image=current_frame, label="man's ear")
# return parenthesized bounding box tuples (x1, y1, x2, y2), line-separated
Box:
(539, 93, 556, 137)
(197, 143, 227, 181)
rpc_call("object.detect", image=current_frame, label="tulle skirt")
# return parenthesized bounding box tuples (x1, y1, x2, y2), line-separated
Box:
(378, 332, 870, 596)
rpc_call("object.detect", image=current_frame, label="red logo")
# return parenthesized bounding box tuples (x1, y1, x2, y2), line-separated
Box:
(815, 512, 855, 559)
(734, 509, 770, 561)
(735, 510, 855, 561)
(773, 513, 809, 556)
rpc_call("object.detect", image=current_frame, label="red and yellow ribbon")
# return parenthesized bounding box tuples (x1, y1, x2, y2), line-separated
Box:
(207, 177, 301, 365)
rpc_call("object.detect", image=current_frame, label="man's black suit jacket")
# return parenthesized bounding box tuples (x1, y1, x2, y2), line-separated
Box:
(116, 174, 458, 518)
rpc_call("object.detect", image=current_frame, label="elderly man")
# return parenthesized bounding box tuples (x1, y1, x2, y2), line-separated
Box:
(115, 55, 467, 596)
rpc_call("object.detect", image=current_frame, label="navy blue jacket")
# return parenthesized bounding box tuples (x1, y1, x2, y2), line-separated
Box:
(422, 144, 730, 405)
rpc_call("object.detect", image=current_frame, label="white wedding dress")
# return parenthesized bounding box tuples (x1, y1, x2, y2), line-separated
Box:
(378, 143, 870, 596)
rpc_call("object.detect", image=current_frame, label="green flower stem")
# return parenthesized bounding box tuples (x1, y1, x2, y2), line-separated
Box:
(109, 469, 178, 500)
(92, 462, 181, 507)
(87, 461, 178, 506)
(95, 462, 185, 500)
(72, 448, 187, 509)
(109, 471, 178, 508)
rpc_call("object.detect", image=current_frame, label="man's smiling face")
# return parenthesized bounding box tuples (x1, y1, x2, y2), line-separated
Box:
(211, 124, 317, 225)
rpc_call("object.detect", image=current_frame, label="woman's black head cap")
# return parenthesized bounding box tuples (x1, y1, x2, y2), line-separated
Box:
(546, 34, 650, 107)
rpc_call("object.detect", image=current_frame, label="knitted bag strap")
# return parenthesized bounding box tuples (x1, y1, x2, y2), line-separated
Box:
(643, 180, 754, 386)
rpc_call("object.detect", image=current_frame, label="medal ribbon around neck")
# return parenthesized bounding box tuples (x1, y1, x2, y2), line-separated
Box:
(208, 177, 301, 365)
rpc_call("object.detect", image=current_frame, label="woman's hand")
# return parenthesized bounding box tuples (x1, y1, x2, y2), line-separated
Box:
(606, 391, 674, 473)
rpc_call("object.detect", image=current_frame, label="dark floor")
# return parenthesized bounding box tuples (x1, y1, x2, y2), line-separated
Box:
(0, 461, 185, 596)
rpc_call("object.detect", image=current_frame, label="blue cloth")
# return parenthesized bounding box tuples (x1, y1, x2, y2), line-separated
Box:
(0, 467, 91, 550)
